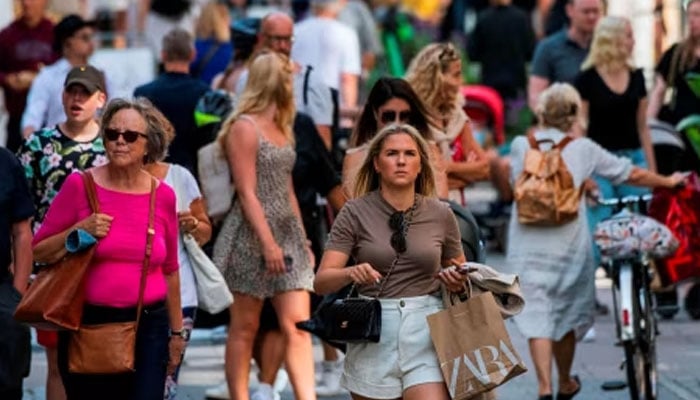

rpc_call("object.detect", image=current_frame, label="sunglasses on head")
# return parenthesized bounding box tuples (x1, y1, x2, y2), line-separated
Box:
(104, 128, 148, 143)
(380, 110, 411, 125)
(388, 211, 408, 253)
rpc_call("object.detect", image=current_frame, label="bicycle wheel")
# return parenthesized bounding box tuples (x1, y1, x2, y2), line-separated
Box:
(639, 279, 658, 400)
(623, 268, 658, 400)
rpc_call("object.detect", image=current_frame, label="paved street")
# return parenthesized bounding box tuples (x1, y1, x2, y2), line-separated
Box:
(22, 253, 700, 400)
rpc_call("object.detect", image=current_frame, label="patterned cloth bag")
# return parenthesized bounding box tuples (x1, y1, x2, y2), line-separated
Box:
(594, 209, 679, 262)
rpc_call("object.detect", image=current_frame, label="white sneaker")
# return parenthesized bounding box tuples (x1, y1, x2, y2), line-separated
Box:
(315, 360, 346, 397)
(251, 383, 280, 400)
(582, 326, 596, 342)
(272, 368, 289, 393)
(204, 382, 230, 399)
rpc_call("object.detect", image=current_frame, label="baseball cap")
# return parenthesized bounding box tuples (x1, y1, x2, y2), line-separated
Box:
(53, 14, 96, 53)
(64, 65, 106, 94)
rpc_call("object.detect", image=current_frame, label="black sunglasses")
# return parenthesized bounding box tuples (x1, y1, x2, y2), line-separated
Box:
(388, 211, 408, 253)
(104, 128, 148, 143)
(380, 110, 412, 125)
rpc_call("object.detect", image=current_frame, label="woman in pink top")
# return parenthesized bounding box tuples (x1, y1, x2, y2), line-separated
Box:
(32, 98, 184, 399)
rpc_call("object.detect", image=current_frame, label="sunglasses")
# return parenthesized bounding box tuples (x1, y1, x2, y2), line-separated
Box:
(388, 211, 408, 253)
(380, 110, 411, 125)
(104, 128, 148, 143)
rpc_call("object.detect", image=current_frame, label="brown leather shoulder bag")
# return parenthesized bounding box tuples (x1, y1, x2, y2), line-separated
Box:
(14, 172, 100, 331)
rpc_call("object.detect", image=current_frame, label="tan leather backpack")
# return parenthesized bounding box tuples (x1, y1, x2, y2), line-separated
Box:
(514, 133, 580, 226)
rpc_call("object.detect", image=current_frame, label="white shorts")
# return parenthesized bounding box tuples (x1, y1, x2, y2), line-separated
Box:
(341, 295, 444, 399)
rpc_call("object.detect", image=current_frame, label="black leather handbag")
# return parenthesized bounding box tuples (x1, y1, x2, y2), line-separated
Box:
(302, 254, 400, 344)
(318, 288, 383, 343)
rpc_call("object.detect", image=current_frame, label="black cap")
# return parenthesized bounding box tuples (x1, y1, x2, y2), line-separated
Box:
(64, 65, 106, 94)
(53, 14, 96, 53)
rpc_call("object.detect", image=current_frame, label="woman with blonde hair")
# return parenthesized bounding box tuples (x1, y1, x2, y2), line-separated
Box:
(315, 123, 468, 400)
(508, 83, 684, 400)
(191, 0, 233, 84)
(405, 43, 499, 204)
(212, 51, 316, 400)
(574, 16, 655, 274)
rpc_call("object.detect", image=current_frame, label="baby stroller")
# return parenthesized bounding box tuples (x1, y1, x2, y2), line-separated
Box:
(459, 85, 509, 252)
(461, 85, 506, 149)
(648, 118, 700, 320)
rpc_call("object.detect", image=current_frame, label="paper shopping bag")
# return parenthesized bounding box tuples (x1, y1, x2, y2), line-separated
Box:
(427, 292, 527, 399)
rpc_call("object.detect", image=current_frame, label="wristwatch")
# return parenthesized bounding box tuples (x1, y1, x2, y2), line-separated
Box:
(170, 328, 191, 341)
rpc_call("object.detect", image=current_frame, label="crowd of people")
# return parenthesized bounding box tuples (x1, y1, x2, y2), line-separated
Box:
(1, 0, 699, 400)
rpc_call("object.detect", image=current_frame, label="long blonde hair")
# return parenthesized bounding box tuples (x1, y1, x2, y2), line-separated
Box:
(195, 1, 231, 42)
(353, 124, 437, 199)
(581, 16, 635, 71)
(219, 51, 295, 146)
(405, 43, 461, 116)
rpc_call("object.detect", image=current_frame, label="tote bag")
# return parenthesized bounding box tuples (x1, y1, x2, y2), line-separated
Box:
(171, 166, 233, 313)
(427, 292, 527, 399)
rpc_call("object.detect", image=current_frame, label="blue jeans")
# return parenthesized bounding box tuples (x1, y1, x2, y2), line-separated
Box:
(587, 148, 649, 268)
(58, 302, 170, 400)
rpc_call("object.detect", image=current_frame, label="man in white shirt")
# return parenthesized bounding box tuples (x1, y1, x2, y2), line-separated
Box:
(21, 14, 113, 138)
(291, 0, 361, 115)
(234, 12, 336, 150)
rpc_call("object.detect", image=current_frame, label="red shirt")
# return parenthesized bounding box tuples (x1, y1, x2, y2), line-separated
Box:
(0, 17, 57, 117)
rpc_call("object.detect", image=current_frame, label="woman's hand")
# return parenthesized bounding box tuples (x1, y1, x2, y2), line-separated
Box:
(437, 259, 470, 294)
(347, 263, 383, 286)
(667, 172, 687, 188)
(263, 242, 286, 276)
(177, 210, 199, 234)
(167, 336, 186, 375)
(76, 213, 113, 238)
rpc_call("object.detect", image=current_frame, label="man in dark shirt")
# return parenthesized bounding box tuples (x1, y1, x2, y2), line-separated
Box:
(0, 0, 57, 152)
(134, 28, 209, 178)
(0, 147, 34, 400)
(468, 0, 535, 101)
(527, 0, 602, 111)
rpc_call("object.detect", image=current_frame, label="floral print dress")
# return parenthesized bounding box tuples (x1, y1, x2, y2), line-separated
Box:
(17, 125, 107, 232)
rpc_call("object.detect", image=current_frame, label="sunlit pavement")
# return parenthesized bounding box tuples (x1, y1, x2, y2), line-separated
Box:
(22, 253, 700, 399)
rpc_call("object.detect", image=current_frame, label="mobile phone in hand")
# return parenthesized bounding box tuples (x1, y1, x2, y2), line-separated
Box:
(456, 263, 477, 275)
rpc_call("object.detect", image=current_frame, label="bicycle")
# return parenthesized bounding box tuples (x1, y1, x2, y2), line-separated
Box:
(594, 194, 659, 400)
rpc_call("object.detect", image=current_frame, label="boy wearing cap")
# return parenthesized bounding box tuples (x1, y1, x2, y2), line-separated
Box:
(16, 64, 107, 400)
(21, 14, 111, 139)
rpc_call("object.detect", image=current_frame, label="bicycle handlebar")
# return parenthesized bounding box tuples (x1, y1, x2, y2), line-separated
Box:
(594, 193, 654, 207)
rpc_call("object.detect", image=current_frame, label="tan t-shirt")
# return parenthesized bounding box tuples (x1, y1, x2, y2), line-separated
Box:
(326, 191, 463, 298)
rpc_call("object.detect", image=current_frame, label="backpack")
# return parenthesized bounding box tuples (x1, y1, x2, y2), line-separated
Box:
(195, 90, 236, 223)
(514, 133, 580, 226)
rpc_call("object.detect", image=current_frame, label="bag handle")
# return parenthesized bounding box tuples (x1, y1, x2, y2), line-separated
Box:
(81, 171, 100, 214)
(135, 177, 158, 329)
(527, 132, 573, 150)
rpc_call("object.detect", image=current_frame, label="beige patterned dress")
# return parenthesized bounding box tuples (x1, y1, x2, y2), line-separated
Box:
(213, 116, 313, 298)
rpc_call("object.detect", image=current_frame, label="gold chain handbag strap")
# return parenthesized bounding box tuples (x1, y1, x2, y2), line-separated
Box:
(346, 195, 419, 299)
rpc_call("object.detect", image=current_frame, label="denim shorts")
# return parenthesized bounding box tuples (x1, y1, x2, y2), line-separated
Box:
(341, 294, 444, 399)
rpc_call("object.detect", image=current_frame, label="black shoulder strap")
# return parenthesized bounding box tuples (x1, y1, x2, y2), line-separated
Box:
(303, 65, 313, 106)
